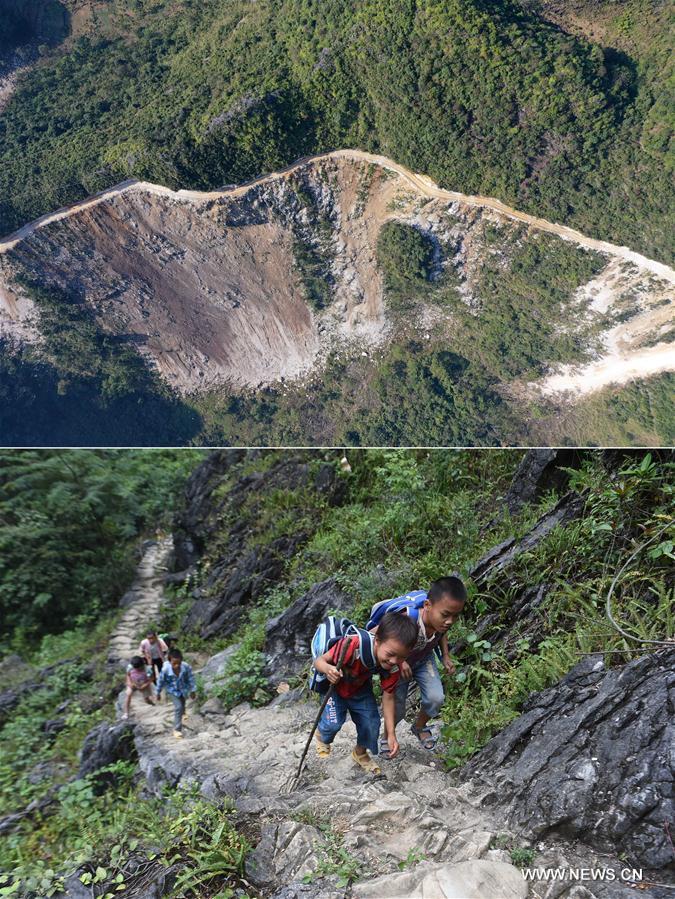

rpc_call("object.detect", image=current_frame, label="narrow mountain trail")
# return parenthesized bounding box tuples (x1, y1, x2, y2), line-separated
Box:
(104, 541, 648, 899)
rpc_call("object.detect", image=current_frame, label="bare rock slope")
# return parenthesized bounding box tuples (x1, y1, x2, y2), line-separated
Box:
(1, 150, 673, 396)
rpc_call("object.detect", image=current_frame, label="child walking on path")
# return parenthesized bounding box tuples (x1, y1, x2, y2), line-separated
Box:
(312, 612, 418, 775)
(370, 576, 467, 754)
(155, 648, 196, 738)
(139, 630, 168, 683)
(122, 656, 155, 719)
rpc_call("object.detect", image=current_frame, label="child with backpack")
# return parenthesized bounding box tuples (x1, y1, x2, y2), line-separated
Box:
(311, 611, 419, 775)
(155, 648, 196, 738)
(121, 655, 155, 719)
(367, 576, 467, 754)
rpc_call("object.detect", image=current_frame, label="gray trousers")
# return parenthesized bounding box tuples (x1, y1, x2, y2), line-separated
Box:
(170, 694, 186, 731)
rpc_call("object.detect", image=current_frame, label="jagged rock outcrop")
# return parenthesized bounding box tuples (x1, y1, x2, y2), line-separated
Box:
(463, 650, 675, 869)
(503, 449, 580, 515)
(173, 453, 348, 638)
(470, 491, 585, 583)
(78, 720, 137, 780)
(263, 578, 353, 685)
(172, 449, 246, 569)
(184, 533, 309, 638)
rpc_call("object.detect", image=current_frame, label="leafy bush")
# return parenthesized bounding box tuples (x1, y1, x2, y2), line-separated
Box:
(0, 450, 204, 640)
(377, 221, 435, 302)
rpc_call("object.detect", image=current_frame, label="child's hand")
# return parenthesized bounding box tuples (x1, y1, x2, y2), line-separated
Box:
(325, 665, 343, 684)
(399, 661, 412, 681)
(387, 735, 400, 758)
(442, 655, 456, 676)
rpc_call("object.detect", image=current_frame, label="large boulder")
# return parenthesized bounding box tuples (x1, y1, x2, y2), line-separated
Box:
(198, 645, 241, 689)
(353, 859, 528, 899)
(78, 720, 137, 780)
(263, 578, 353, 685)
(463, 649, 675, 869)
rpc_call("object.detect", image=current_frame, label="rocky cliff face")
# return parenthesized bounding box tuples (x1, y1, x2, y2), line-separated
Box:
(464, 650, 675, 869)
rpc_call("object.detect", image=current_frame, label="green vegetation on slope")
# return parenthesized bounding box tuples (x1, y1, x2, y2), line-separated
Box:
(0, 0, 672, 264)
(0, 449, 204, 642)
(377, 221, 435, 304)
(0, 619, 249, 898)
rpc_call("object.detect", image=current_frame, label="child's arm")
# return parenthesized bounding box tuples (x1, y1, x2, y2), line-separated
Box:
(440, 634, 455, 675)
(314, 647, 344, 684)
(186, 664, 197, 699)
(381, 690, 399, 758)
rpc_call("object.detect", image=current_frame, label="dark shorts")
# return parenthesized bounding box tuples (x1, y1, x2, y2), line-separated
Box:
(150, 657, 163, 678)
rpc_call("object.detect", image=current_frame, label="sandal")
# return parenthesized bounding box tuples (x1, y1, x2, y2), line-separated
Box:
(411, 723, 437, 750)
(352, 749, 382, 776)
(379, 736, 393, 759)
(315, 734, 331, 759)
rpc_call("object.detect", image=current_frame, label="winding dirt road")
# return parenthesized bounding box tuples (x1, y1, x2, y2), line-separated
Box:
(2, 149, 674, 283)
(1, 148, 673, 395)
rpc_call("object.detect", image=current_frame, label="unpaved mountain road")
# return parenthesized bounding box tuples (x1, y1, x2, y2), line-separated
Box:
(2, 149, 674, 283)
(1, 149, 673, 396)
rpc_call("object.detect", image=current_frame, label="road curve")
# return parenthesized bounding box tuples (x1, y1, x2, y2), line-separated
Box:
(1, 148, 675, 286)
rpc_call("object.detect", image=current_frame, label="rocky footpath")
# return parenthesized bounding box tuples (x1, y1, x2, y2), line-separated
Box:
(76, 519, 674, 898)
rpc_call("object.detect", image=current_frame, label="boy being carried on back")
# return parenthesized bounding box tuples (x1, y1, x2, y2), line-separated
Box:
(312, 611, 418, 775)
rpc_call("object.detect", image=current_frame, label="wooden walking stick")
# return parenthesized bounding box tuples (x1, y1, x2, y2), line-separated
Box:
(284, 637, 351, 793)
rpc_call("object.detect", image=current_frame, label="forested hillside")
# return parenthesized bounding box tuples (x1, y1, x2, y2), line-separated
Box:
(0, 0, 672, 263)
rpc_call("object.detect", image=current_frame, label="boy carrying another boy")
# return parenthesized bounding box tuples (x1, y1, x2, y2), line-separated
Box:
(369, 576, 466, 754)
(156, 648, 196, 739)
(312, 611, 418, 775)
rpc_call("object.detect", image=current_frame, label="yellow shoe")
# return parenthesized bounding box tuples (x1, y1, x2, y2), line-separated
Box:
(172, 729, 184, 739)
(315, 734, 331, 758)
(352, 749, 381, 776)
